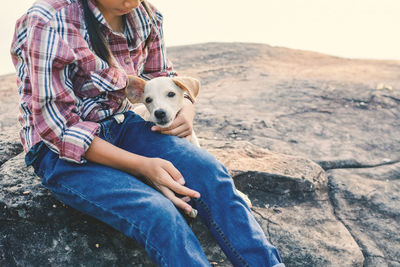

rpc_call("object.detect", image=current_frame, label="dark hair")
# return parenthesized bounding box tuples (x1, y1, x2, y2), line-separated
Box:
(81, 0, 112, 64)
(81, 0, 153, 65)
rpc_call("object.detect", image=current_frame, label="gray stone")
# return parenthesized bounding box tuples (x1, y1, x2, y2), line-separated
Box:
(1, 42, 400, 266)
(0, 142, 364, 266)
(210, 144, 363, 267)
(0, 153, 157, 267)
(0, 75, 20, 131)
(0, 126, 23, 166)
(328, 163, 400, 266)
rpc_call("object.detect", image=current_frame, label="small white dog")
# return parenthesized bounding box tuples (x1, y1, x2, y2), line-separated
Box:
(124, 76, 252, 218)
(125, 76, 200, 146)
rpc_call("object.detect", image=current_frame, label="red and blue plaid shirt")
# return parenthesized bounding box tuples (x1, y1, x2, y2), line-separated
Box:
(11, 0, 176, 163)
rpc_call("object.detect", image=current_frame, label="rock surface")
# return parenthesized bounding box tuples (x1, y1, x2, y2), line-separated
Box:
(328, 164, 400, 267)
(1, 42, 399, 266)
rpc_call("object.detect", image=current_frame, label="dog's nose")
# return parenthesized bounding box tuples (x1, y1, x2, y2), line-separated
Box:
(154, 110, 166, 119)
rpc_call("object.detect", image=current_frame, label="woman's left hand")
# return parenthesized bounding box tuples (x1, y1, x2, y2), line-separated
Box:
(151, 98, 195, 140)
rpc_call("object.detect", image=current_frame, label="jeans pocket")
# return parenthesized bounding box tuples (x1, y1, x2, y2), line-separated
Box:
(98, 118, 116, 142)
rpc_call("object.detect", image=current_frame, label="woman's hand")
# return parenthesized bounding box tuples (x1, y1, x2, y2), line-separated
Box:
(151, 98, 195, 140)
(85, 136, 200, 214)
(137, 157, 200, 213)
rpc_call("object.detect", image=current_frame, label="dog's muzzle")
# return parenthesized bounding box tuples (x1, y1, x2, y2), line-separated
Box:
(154, 109, 166, 120)
(154, 109, 172, 126)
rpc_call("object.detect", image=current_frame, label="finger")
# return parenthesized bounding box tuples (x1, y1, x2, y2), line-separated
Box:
(165, 180, 200, 199)
(163, 114, 186, 130)
(181, 196, 191, 202)
(163, 161, 185, 184)
(151, 125, 160, 132)
(161, 124, 190, 136)
(177, 130, 192, 138)
(151, 118, 181, 131)
(164, 116, 186, 130)
(185, 134, 193, 141)
(152, 118, 185, 133)
(159, 186, 193, 213)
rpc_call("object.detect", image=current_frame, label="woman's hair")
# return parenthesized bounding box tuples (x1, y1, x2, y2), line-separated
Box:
(81, 0, 153, 65)
(81, 0, 112, 64)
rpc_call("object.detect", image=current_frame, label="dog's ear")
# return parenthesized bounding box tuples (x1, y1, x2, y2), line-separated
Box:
(171, 77, 200, 102)
(124, 76, 146, 103)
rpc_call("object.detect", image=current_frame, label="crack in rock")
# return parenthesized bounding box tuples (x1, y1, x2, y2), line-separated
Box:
(327, 176, 367, 265)
(316, 159, 400, 171)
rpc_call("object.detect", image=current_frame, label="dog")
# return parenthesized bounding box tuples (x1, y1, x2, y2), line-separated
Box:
(125, 76, 200, 146)
(124, 76, 252, 218)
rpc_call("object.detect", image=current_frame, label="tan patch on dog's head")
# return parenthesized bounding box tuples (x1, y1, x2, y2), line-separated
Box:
(171, 77, 200, 102)
(124, 76, 146, 103)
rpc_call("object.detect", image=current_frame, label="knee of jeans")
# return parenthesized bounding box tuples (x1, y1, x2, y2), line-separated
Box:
(142, 195, 186, 232)
(185, 148, 233, 190)
(191, 148, 225, 173)
(137, 197, 193, 250)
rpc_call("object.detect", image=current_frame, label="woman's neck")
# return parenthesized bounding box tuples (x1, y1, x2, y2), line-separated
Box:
(97, 6, 125, 33)
(107, 15, 125, 33)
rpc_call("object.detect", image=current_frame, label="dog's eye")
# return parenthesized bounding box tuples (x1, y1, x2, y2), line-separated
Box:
(145, 97, 152, 103)
(167, 92, 175, 98)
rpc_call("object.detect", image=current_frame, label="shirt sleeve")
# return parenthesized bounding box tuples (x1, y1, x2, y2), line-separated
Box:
(140, 7, 177, 80)
(28, 23, 99, 164)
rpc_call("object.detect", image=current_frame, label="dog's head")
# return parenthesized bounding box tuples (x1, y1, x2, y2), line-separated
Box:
(125, 76, 200, 127)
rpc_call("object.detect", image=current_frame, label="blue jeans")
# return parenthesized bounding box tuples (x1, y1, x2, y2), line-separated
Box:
(31, 111, 284, 267)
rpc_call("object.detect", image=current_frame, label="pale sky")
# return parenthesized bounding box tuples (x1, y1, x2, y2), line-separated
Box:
(2, 0, 400, 75)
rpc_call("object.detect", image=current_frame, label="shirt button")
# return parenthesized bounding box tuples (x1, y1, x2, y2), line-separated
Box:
(124, 57, 131, 65)
(112, 77, 118, 84)
(117, 98, 122, 104)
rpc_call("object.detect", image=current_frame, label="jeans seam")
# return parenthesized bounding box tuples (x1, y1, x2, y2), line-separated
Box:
(55, 183, 167, 266)
(196, 198, 250, 267)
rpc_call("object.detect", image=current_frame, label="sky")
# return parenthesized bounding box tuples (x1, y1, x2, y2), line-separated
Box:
(2, 0, 399, 75)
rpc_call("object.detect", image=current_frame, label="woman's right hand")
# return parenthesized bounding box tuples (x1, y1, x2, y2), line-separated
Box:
(135, 157, 200, 214)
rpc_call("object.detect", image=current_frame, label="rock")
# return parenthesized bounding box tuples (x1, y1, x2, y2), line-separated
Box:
(0, 75, 20, 131)
(0, 142, 364, 266)
(0, 153, 157, 267)
(0, 74, 24, 165)
(209, 142, 328, 194)
(328, 163, 400, 266)
(2, 42, 400, 266)
(0, 126, 23, 166)
(169, 43, 400, 164)
(211, 143, 364, 267)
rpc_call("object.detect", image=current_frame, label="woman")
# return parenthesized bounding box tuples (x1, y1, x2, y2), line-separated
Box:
(11, 0, 285, 266)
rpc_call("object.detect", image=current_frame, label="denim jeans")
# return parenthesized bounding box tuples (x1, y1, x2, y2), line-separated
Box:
(31, 111, 284, 267)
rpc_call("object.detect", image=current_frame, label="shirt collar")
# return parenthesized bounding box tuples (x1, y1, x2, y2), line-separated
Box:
(126, 4, 153, 49)
(87, 0, 107, 25)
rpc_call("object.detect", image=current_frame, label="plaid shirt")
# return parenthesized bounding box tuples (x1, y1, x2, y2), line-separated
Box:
(11, 0, 176, 163)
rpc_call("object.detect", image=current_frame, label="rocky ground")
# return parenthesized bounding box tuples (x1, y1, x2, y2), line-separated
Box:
(1, 42, 399, 266)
